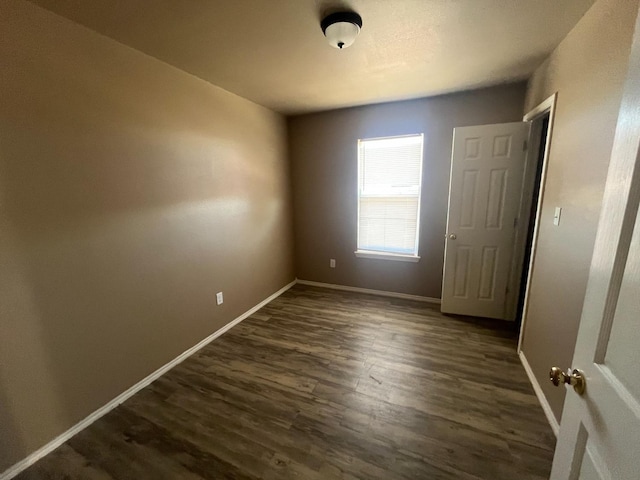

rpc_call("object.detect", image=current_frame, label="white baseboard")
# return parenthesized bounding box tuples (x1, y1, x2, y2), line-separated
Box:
(519, 350, 560, 437)
(0, 279, 296, 480)
(296, 279, 441, 304)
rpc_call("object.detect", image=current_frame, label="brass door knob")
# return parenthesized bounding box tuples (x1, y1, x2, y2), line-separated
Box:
(549, 367, 586, 395)
(449, 233, 457, 240)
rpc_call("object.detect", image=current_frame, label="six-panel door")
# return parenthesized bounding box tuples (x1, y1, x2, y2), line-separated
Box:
(442, 122, 530, 320)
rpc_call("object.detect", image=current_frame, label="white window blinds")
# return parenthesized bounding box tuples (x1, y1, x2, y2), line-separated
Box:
(357, 134, 424, 256)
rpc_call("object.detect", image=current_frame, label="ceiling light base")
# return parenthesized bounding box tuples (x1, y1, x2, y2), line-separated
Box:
(321, 12, 362, 49)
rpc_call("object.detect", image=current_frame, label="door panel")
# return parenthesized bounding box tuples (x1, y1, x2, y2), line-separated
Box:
(486, 168, 508, 228)
(442, 122, 529, 320)
(550, 11, 640, 478)
(459, 170, 478, 227)
(602, 244, 640, 400)
(452, 246, 471, 298)
(478, 246, 498, 300)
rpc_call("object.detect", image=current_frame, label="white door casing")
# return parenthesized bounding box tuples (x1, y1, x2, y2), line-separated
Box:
(550, 9, 640, 479)
(442, 122, 530, 320)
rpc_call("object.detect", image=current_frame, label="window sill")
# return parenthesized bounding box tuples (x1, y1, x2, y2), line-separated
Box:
(354, 250, 421, 263)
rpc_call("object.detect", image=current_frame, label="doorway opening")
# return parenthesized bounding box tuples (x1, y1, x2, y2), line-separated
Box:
(440, 95, 556, 323)
(516, 93, 557, 347)
(516, 114, 549, 327)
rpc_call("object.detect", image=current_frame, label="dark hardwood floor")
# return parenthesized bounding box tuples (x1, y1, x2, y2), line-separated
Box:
(16, 284, 555, 480)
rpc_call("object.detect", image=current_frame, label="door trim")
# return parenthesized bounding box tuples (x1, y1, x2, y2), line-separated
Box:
(517, 93, 558, 352)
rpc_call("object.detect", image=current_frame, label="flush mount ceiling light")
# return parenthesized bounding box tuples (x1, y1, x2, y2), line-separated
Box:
(321, 11, 363, 49)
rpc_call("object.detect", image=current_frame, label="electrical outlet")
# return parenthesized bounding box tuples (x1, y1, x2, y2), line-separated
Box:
(330, 259, 336, 268)
(216, 292, 224, 305)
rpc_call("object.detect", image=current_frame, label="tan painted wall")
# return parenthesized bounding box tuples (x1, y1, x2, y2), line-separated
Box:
(521, 0, 639, 422)
(288, 84, 526, 298)
(0, 0, 294, 471)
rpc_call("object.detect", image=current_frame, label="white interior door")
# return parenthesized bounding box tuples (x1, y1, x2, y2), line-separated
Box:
(442, 122, 530, 320)
(550, 11, 640, 478)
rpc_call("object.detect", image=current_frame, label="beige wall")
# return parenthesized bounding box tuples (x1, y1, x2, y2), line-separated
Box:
(288, 84, 526, 298)
(0, 0, 294, 472)
(521, 0, 639, 422)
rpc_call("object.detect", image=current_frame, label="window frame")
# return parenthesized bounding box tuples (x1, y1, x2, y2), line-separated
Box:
(355, 133, 424, 262)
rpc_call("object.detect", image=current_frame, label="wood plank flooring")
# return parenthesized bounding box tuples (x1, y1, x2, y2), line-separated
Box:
(16, 285, 555, 480)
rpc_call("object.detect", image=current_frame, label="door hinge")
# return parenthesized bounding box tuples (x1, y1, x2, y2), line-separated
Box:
(513, 217, 519, 228)
(523, 140, 528, 151)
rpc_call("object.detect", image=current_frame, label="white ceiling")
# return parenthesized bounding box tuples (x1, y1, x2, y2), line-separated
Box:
(28, 0, 595, 115)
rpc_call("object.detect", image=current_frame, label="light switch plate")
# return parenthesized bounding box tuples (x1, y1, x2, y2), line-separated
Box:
(553, 207, 562, 226)
(216, 292, 223, 305)
(330, 259, 336, 268)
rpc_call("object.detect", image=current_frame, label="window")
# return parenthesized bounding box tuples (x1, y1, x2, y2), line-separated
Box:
(356, 134, 424, 262)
